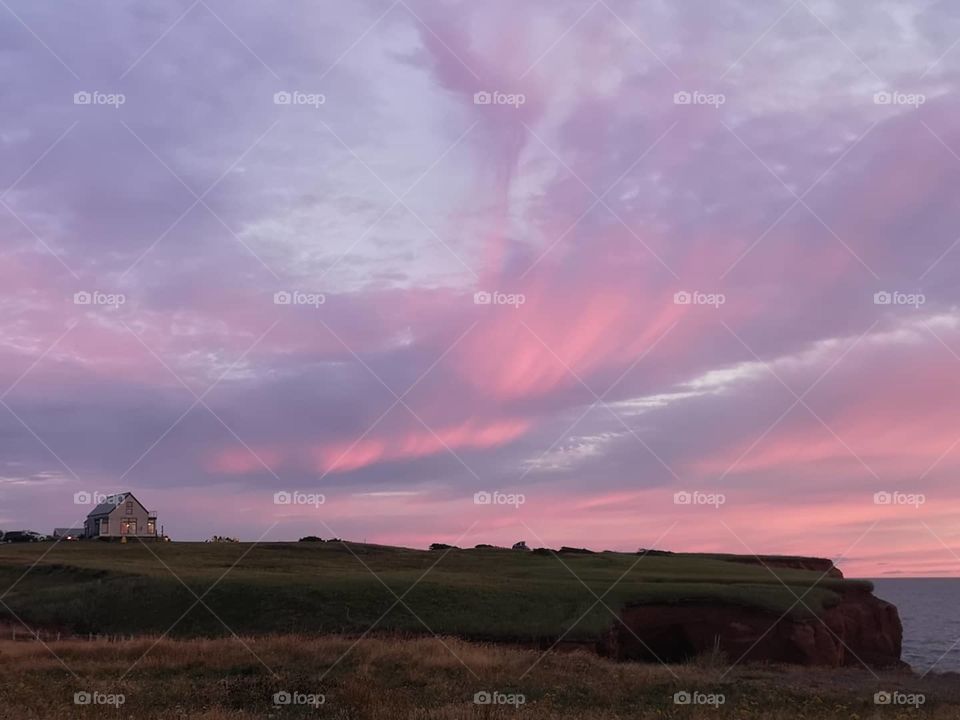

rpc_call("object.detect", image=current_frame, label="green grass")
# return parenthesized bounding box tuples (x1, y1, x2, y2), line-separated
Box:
(0, 542, 871, 641)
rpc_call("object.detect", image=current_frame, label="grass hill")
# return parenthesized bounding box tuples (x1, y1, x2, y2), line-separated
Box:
(0, 541, 867, 640)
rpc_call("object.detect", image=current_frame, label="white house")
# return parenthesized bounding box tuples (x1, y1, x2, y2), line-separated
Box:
(83, 492, 158, 540)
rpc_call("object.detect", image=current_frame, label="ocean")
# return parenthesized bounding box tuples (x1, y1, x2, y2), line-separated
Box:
(871, 578, 960, 673)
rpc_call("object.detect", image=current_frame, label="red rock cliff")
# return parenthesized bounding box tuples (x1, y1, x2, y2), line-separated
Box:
(601, 587, 903, 668)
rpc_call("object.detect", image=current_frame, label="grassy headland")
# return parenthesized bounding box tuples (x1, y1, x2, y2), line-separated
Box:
(0, 541, 869, 640)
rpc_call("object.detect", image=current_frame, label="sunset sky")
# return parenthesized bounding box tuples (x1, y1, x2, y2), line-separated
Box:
(2, 0, 959, 577)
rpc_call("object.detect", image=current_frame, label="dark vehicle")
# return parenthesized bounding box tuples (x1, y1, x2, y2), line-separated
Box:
(2, 531, 45, 543)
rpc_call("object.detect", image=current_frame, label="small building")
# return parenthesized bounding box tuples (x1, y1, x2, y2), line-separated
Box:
(84, 492, 158, 540)
(52, 528, 81, 540)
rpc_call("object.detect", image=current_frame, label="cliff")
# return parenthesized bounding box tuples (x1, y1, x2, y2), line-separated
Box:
(601, 585, 903, 668)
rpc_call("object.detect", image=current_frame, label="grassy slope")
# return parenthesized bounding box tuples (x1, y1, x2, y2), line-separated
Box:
(0, 635, 949, 720)
(0, 542, 871, 640)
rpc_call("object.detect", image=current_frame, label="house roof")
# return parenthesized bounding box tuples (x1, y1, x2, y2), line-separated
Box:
(86, 492, 134, 518)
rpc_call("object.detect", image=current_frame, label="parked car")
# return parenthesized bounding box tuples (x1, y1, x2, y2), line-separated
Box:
(2, 530, 46, 543)
(3, 531, 30, 543)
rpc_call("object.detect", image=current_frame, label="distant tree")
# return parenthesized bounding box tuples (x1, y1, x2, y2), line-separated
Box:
(637, 548, 673, 556)
(299, 535, 323, 542)
(430, 543, 459, 551)
(512, 541, 529, 551)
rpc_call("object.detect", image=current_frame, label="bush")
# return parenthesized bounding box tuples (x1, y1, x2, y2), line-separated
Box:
(209, 536, 239, 543)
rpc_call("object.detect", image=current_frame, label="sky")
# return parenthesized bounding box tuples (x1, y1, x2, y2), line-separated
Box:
(1, 0, 959, 577)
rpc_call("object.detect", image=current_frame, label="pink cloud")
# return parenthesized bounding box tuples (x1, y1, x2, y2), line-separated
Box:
(204, 417, 531, 476)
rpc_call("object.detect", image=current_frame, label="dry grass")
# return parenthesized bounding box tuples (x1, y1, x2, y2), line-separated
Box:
(0, 634, 955, 719)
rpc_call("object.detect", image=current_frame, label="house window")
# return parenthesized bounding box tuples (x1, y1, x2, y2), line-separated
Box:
(147, 520, 156, 536)
(125, 501, 133, 515)
(100, 519, 109, 534)
(121, 519, 137, 535)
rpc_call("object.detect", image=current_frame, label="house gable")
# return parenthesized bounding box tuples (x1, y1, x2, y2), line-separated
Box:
(85, 492, 149, 519)
(105, 493, 148, 520)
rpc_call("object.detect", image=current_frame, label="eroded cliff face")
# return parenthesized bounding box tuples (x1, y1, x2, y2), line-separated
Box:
(600, 587, 903, 668)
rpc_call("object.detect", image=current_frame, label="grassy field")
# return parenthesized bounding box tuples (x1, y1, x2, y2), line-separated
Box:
(0, 634, 950, 719)
(0, 541, 869, 641)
